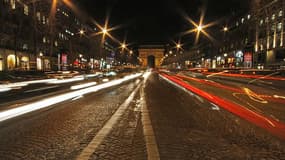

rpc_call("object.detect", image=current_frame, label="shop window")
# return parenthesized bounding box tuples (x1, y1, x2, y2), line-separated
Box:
(37, 58, 42, 70)
(10, 0, 16, 9)
(7, 55, 16, 70)
(21, 56, 29, 70)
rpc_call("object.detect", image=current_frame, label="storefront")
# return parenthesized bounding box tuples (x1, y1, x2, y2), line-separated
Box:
(44, 59, 51, 70)
(36, 57, 42, 70)
(244, 52, 253, 68)
(205, 59, 211, 68)
(235, 51, 243, 67)
(21, 56, 29, 70)
(212, 59, 217, 68)
(7, 54, 19, 70)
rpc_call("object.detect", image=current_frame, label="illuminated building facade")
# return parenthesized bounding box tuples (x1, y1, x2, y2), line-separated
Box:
(0, 0, 100, 71)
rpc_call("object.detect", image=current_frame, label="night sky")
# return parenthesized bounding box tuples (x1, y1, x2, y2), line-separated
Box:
(78, 0, 251, 47)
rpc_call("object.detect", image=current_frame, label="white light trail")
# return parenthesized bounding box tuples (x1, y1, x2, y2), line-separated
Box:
(0, 88, 12, 92)
(85, 74, 100, 78)
(70, 82, 97, 90)
(102, 78, 109, 82)
(273, 95, 285, 99)
(0, 79, 58, 92)
(47, 77, 84, 84)
(0, 73, 142, 122)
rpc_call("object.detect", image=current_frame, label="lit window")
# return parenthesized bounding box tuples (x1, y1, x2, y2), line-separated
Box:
(37, 12, 41, 21)
(42, 16, 46, 24)
(265, 17, 269, 23)
(272, 14, 275, 20)
(236, 22, 239, 26)
(271, 24, 276, 31)
(10, 0, 16, 9)
(24, 4, 29, 15)
(23, 44, 28, 50)
(260, 19, 264, 25)
(54, 41, 58, 47)
(279, 10, 283, 17)
(277, 22, 282, 31)
(241, 18, 245, 23)
(43, 37, 46, 43)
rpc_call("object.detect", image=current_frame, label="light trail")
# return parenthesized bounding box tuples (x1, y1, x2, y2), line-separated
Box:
(0, 79, 58, 92)
(47, 77, 84, 84)
(176, 74, 285, 105)
(203, 72, 285, 81)
(160, 73, 285, 140)
(70, 82, 97, 90)
(0, 73, 142, 122)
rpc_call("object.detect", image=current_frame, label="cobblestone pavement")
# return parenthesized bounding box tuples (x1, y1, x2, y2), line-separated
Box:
(0, 79, 141, 160)
(89, 93, 147, 160)
(145, 73, 285, 160)
(0, 73, 285, 160)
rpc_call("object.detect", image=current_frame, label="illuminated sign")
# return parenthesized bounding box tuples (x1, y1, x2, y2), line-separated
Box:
(244, 52, 252, 62)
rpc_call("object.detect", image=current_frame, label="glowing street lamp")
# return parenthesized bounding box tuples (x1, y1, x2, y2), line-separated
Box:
(223, 27, 228, 32)
(79, 29, 84, 35)
(176, 44, 181, 49)
(122, 43, 126, 49)
(129, 50, 133, 54)
(197, 25, 203, 32)
(102, 28, 107, 35)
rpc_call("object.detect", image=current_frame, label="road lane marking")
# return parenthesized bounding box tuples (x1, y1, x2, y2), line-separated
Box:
(242, 87, 268, 104)
(76, 82, 142, 160)
(140, 72, 160, 160)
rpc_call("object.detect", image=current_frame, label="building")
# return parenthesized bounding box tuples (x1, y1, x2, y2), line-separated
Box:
(0, 0, 101, 71)
(168, 0, 285, 69)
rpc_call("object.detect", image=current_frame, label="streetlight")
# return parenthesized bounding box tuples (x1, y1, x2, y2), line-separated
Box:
(122, 43, 126, 49)
(223, 27, 228, 32)
(102, 28, 107, 35)
(176, 44, 181, 49)
(79, 29, 84, 35)
(129, 50, 133, 54)
(197, 25, 203, 32)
